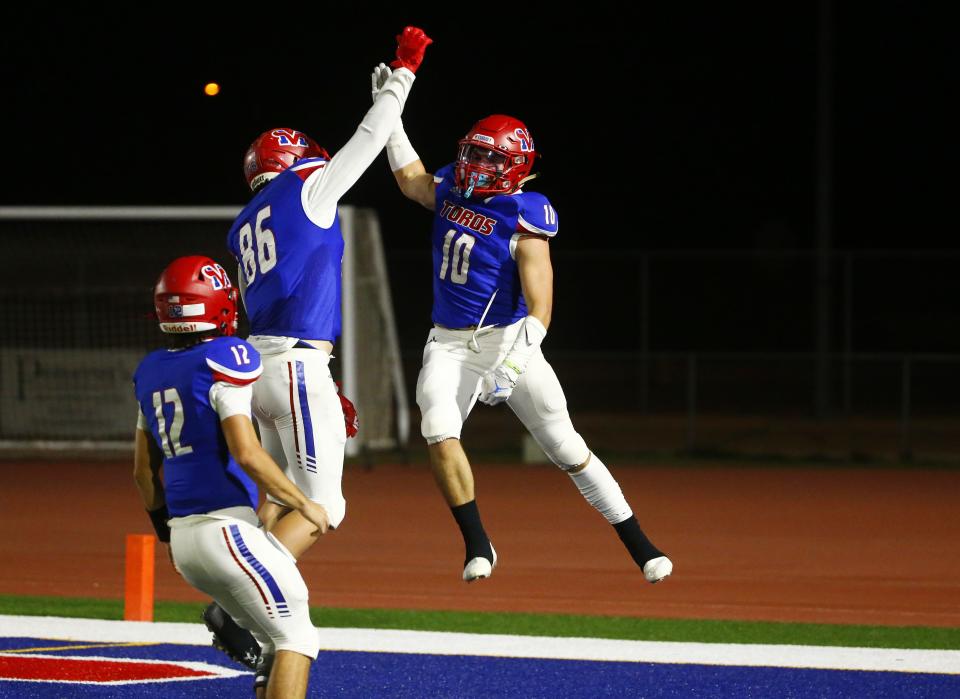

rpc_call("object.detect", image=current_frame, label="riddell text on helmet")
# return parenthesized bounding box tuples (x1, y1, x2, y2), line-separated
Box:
(163, 322, 201, 333)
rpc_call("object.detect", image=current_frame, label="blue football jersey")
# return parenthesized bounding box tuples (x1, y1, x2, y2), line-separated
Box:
(430, 164, 558, 328)
(226, 158, 344, 341)
(133, 337, 263, 517)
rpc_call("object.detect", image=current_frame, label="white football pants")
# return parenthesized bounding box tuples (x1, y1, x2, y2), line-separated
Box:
(416, 319, 590, 469)
(252, 347, 347, 528)
(170, 507, 320, 659)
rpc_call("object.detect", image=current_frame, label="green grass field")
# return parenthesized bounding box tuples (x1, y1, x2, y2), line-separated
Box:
(2, 595, 957, 650)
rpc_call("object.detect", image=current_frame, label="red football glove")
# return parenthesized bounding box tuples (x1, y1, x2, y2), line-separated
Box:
(335, 382, 359, 438)
(390, 26, 433, 74)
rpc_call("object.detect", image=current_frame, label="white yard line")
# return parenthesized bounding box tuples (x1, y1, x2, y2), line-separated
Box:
(1, 615, 958, 675)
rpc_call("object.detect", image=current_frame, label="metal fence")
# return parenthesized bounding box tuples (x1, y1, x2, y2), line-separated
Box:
(1, 209, 957, 462)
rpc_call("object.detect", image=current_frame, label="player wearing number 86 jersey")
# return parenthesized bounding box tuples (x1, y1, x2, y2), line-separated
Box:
(224, 27, 429, 553)
(215, 29, 431, 682)
(227, 156, 345, 341)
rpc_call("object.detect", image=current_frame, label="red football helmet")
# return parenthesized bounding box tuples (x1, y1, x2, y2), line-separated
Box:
(243, 128, 330, 192)
(455, 115, 536, 198)
(154, 256, 238, 336)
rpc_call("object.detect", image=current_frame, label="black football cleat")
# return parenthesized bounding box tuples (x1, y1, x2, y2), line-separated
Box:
(202, 602, 262, 670)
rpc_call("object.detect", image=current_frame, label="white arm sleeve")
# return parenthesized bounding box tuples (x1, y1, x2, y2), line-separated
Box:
(302, 67, 416, 225)
(136, 407, 147, 431)
(208, 382, 253, 421)
(386, 117, 420, 171)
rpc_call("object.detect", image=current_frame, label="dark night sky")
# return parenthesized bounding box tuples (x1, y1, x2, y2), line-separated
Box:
(1, 4, 952, 253)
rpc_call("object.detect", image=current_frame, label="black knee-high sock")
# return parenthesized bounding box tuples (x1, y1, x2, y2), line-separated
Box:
(614, 516, 664, 568)
(450, 500, 493, 564)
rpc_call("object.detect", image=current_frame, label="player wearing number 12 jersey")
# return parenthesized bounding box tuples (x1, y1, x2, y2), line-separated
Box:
(132, 256, 330, 699)
(374, 62, 673, 587)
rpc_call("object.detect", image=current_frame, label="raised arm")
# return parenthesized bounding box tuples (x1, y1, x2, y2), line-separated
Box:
(371, 63, 436, 210)
(301, 27, 432, 220)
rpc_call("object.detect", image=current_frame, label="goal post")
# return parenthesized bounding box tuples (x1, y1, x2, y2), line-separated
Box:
(0, 206, 409, 456)
(340, 206, 410, 456)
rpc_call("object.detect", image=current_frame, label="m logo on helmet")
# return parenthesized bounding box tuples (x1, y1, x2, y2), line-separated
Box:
(271, 129, 308, 147)
(201, 264, 231, 290)
(514, 128, 533, 152)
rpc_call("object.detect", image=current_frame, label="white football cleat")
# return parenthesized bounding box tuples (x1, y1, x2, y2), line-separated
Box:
(642, 555, 673, 584)
(462, 544, 498, 582)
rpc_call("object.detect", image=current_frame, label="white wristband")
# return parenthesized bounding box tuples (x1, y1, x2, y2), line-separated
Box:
(387, 118, 420, 171)
(503, 315, 547, 375)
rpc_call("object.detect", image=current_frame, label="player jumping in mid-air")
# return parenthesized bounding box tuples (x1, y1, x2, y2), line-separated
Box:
(200, 26, 433, 667)
(133, 256, 328, 698)
(372, 65, 672, 585)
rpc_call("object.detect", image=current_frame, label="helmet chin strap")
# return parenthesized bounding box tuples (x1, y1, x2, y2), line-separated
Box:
(517, 172, 539, 188)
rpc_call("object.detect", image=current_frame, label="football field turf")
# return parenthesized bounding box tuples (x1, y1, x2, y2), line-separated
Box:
(1, 597, 958, 697)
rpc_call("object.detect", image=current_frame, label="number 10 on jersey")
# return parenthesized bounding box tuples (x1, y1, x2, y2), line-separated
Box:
(438, 229, 475, 285)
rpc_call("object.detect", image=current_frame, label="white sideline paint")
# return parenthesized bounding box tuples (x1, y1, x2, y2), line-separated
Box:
(1, 615, 958, 676)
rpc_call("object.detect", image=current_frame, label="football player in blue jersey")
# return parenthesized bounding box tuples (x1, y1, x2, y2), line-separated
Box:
(227, 26, 429, 558)
(372, 66, 673, 586)
(132, 256, 329, 699)
(213, 26, 431, 664)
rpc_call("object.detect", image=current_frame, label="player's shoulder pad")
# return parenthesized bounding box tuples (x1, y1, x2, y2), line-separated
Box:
(516, 191, 558, 238)
(289, 156, 328, 182)
(204, 337, 263, 386)
(434, 163, 456, 186)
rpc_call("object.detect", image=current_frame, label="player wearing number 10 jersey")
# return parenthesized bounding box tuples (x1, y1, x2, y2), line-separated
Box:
(371, 69, 674, 588)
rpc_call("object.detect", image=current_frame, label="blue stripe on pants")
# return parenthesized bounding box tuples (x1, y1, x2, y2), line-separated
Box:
(229, 524, 290, 616)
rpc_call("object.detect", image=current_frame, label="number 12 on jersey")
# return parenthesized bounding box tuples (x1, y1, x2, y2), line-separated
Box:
(152, 388, 193, 458)
(438, 229, 475, 285)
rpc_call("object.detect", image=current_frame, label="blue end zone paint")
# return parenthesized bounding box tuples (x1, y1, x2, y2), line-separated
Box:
(1, 639, 957, 698)
(314, 653, 960, 699)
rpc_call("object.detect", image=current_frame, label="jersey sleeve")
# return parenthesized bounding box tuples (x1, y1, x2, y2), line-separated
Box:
(516, 192, 559, 238)
(432, 163, 457, 209)
(433, 163, 456, 186)
(208, 382, 254, 421)
(205, 338, 263, 387)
